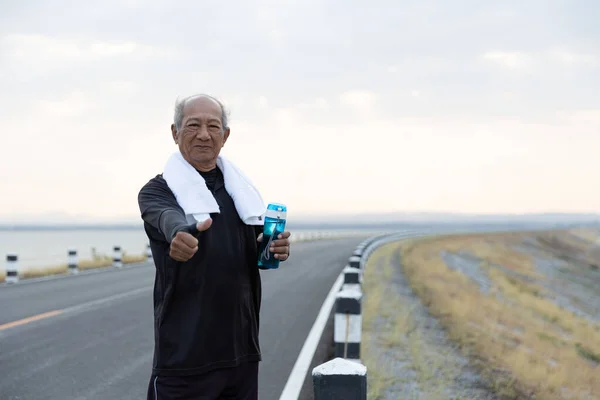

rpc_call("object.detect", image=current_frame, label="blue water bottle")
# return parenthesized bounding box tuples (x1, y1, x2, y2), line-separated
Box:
(258, 203, 287, 269)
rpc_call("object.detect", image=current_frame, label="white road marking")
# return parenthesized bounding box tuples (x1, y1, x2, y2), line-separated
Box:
(278, 272, 344, 400)
(0, 286, 152, 335)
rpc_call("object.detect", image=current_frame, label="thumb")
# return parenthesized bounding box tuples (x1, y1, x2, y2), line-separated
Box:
(196, 218, 213, 232)
(182, 218, 213, 237)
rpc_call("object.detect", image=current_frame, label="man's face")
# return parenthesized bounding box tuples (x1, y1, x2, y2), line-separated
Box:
(172, 96, 230, 169)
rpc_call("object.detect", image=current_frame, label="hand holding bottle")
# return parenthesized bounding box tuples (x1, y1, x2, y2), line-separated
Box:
(257, 231, 291, 261)
(257, 203, 290, 269)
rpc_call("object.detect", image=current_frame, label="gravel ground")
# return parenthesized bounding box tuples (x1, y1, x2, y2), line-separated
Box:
(441, 235, 600, 325)
(518, 235, 600, 324)
(364, 244, 497, 400)
(365, 232, 600, 400)
(439, 250, 530, 307)
(441, 250, 492, 294)
(534, 256, 600, 323)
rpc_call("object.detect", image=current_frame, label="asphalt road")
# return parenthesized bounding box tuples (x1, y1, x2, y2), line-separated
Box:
(0, 237, 365, 400)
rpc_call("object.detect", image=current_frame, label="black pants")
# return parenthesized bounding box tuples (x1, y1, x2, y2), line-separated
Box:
(147, 362, 259, 400)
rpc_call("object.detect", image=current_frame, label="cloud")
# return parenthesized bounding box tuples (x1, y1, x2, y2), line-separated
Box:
(338, 90, 377, 113)
(550, 50, 600, 67)
(2, 34, 170, 60)
(481, 51, 532, 71)
(0, 34, 173, 79)
(481, 49, 600, 74)
(221, 94, 246, 109)
(555, 109, 600, 132)
(254, 96, 269, 109)
(267, 29, 286, 47)
(313, 97, 328, 109)
(107, 80, 139, 96)
(1, 0, 599, 218)
(35, 91, 92, 118)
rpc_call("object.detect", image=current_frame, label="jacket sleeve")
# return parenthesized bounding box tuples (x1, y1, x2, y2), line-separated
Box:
(254, 225, 263, 239)
(138, 179, 189, 243)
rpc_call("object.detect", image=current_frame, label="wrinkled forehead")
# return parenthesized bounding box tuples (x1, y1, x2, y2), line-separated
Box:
(183, 96, 223, 122)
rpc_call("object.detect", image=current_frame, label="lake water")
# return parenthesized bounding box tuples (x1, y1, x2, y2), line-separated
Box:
(0, 229, 150, 269)
(0, 221, 556, 271)
(0, 227, 385, 271)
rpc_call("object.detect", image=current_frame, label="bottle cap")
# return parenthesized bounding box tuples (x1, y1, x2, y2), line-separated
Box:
(265, 203, 287, 220)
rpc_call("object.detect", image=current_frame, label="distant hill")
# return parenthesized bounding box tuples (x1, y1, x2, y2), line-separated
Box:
(0, 211, 598, 231)
(286, 212, 600, 230)
(291, 211, 600, 224)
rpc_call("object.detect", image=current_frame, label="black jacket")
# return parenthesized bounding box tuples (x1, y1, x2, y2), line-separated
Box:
(138, 168, 263, 377)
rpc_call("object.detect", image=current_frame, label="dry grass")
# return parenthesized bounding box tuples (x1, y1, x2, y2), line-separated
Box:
(362, 331, 400, 400)
(362, 242, 403, 400)
(0, 253, 148, 283)
(362, 240, 477, 400)
(399, 230, 600, 400)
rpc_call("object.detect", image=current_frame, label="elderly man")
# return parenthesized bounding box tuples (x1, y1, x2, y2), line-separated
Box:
(138, 94, 291, 400)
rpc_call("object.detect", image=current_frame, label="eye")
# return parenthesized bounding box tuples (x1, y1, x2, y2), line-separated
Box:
(188, 123, 200, 127)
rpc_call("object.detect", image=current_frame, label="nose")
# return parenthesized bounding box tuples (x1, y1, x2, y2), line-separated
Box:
(195, 125, 211, 140)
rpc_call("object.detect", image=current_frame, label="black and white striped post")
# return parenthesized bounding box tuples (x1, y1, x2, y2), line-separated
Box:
(146, 244, 152, 260)
(348, 255, 361, 269)
(348, 254, 364, 282)
(113, 246, 122, 268)
(342, 266, 361, 292)
(334, 288, 362, 362)
(5, 253, 18, 284)
(68, 248, 78, 274)
(312, 357, 367, 400)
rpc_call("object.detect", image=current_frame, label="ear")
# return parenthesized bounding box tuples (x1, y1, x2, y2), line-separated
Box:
(222, 127, 231, 145)
(171, 124, 178, 144)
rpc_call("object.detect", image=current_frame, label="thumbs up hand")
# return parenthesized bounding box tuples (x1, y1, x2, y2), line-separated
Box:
(169, 218, 212, 261)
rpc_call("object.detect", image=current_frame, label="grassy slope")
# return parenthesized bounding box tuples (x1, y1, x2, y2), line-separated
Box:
(362, 240, 494, 400)
(398, 230, 600, 399)
(362, 241, 405, 399)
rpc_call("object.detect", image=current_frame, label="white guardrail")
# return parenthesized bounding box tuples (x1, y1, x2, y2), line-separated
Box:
(1, 230, 394, 284)
(310, 230, 423, 400)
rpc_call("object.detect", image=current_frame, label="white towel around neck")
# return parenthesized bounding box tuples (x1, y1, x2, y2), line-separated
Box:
(162, 151, 266, 225)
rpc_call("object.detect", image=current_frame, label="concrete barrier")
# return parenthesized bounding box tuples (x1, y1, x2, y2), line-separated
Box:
(287, 230, 389, 244)
(5, 254, 18, 284)
(348, 255, 361, 269)
(334, 288, 362, 362)
(341, 265, 361, 292)
(312, 357, 367, 400)
(68, 248, 78, 274)
(112, 246, 122, 268)
(310, 230, 418, 398)
(1, 230, 387, 285)
(352, 247, 363, 257)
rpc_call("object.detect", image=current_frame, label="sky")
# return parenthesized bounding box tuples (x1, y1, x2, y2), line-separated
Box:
(0, 0, 599, 223)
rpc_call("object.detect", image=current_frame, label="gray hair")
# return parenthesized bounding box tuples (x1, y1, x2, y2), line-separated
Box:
(173, 94, 229, 132)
